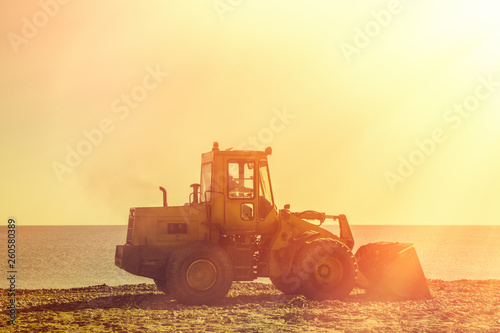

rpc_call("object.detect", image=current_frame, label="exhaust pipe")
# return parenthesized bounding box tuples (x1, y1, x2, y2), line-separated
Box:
(159, 186, 167, 207)
(191, 184, 200, 204)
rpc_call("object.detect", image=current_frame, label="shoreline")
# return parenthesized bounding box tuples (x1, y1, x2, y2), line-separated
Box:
(2, 279, 500, 332)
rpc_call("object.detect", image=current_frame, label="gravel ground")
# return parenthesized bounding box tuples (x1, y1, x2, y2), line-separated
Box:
(2, 280, 500, 332)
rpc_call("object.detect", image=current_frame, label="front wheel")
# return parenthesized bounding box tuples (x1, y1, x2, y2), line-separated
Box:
(166, 241, 233, 305)
(270, 275, 302, 295)
(295, 238, 358, 300)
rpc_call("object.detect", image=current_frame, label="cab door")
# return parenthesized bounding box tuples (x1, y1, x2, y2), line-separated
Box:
(223, 158, 258, 232)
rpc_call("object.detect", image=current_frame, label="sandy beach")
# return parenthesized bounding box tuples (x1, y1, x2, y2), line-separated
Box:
(2, 280, 500, 332)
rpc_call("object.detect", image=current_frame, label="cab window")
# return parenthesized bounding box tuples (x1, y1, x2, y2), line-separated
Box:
(259, 160, 274, 219)
(228, 160, 255, 199)
(200, 163, 212, 203)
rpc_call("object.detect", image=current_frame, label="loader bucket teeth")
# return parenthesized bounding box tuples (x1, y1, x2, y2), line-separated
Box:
(355, 242, 431, 300)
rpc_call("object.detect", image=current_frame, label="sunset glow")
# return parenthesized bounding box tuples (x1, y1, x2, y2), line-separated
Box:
(1, 1, 499, 225)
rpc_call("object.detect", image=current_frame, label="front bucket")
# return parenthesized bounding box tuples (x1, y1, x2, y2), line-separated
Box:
(355, 242, 431, 299)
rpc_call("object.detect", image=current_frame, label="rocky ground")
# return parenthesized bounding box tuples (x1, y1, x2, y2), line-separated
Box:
(2, 280, 500, 332)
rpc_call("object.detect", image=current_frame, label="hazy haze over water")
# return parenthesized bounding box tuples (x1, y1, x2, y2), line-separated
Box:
(1, 225, 499, 289)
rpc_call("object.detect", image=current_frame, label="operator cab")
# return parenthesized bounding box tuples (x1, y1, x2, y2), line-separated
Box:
(200, 142, 277, 233)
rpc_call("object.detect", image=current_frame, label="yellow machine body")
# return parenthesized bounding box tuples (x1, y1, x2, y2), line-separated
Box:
(115, 142, 430, 304)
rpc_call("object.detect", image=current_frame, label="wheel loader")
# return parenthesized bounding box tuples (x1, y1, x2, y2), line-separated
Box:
(115, 142, 430, 304)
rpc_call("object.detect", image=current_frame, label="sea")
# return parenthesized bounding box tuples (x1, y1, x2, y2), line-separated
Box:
(1, 225, 500, 290)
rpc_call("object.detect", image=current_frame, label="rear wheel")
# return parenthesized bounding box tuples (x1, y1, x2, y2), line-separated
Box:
(153, 278, 169, 294)
(295, 238, 358, 300)
(166, 241, 233, 305)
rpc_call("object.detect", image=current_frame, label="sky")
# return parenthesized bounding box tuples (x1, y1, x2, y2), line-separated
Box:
(1, 0, 500, 226)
